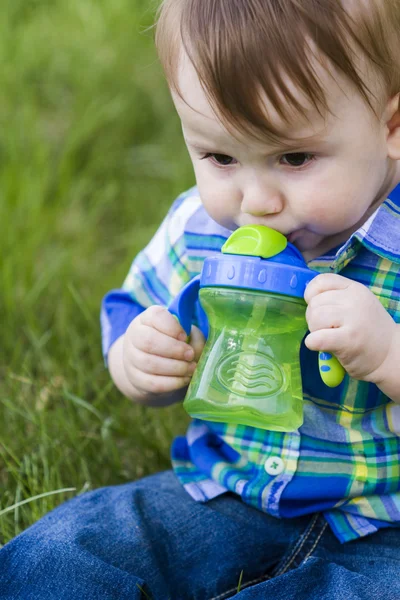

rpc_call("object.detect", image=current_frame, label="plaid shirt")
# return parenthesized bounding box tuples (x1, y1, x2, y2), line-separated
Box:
(101, 183, 400, 543)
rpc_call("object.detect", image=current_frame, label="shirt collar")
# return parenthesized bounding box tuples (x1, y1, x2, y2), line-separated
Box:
(315, 183, 400, 272)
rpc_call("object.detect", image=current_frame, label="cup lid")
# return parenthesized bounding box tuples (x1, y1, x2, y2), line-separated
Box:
(200, 225, 317, 298)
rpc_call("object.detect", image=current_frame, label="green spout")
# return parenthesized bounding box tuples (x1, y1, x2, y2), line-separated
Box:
(221, 225, 287, 258)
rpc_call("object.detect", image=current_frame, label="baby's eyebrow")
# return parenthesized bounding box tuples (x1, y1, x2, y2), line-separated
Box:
(183, 137, 211, 148)
(269, 133, 327, 152)
(184, 131, 328, 154)
(183, 137, 233, 152)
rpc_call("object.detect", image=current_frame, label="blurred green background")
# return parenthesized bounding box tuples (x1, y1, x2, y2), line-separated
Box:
(0, 0, 194, 545)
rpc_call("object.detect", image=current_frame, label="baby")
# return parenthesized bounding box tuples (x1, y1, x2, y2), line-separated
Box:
(1, 1, 400, 599)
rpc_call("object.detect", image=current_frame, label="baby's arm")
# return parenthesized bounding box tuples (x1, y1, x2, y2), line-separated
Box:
(108, 306, 205, 406)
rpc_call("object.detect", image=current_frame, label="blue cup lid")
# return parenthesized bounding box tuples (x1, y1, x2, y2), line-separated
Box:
(200, 225, 317, 298)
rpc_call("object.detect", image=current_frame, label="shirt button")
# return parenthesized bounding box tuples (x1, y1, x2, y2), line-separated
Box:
(355, 463, 368, 482)
(264, 456, 285, 476)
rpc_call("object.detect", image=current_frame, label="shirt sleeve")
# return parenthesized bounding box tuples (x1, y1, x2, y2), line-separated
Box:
(100, 190, 202, 363)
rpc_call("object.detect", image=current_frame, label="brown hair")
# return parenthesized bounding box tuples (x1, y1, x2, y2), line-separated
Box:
(155, 0, 400, 142)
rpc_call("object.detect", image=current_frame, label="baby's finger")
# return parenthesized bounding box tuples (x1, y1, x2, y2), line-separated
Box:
(189, 325, 206, 362)
(129, 347, 196, 377)
(306, 289, 346, 309)
(304, 326, 347, 354)
(304, 273, 350, 304)
(140, 305, 187, 341)
(132, 328, 195, 362)
(127, 365, 191, 396)
(306, 305, 344, 332)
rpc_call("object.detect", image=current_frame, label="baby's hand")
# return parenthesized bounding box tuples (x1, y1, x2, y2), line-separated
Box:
(123, 305, 205, 398)
(304, 273, 397, 382)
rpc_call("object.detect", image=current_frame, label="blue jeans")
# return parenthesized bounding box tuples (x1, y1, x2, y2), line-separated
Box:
(1, 471, 400, 599)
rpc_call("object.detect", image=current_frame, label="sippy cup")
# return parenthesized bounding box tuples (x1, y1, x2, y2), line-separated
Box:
(169, 225, 345, 432)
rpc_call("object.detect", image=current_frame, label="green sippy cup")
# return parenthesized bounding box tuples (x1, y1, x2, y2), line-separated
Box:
(169, 225, 345, 432)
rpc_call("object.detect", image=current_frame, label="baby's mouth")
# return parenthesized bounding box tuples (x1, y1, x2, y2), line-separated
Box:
(287, 230, 303, 244)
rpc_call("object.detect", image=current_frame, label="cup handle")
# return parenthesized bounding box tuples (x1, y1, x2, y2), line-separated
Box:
(318, 352, 346, 388)
(168, 275, 201, 335)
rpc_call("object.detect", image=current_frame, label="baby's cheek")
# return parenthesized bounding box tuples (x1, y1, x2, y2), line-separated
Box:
(304, 194, 360, 233)
(297, 169, 362, 227)
(198, 181, 237, 226)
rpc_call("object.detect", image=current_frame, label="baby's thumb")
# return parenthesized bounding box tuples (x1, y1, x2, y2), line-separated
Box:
(189, 325, 206, 362)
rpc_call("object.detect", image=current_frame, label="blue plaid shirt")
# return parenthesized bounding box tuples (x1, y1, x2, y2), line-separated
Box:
(101, 183, 400, 543)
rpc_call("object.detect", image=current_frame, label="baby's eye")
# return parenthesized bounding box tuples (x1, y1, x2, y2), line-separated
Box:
(201, 153, 236, 166)
(280, 153, 314, 167)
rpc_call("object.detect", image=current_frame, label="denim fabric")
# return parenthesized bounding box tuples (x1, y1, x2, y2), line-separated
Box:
(0, 471, 399, 600)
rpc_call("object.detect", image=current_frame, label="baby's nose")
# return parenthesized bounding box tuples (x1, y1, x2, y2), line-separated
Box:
(241, 185, 284, 217)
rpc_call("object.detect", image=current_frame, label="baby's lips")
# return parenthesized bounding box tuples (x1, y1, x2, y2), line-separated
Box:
(287, 229, 303, 244)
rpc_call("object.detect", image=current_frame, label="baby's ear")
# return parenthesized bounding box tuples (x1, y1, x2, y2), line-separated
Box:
(386, 93, 400, 160)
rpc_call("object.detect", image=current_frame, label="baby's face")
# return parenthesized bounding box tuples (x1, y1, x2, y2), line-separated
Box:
(173, 55, 397, 261)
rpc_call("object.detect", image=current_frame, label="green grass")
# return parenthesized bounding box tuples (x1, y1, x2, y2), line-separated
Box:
(0, 0, 195, 545)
